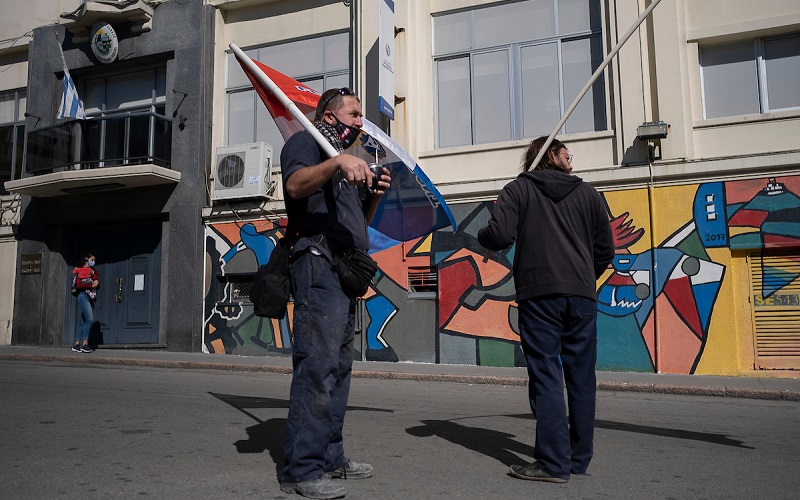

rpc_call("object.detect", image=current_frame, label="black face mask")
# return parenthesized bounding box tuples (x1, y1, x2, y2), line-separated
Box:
(332, 115, 361, 150)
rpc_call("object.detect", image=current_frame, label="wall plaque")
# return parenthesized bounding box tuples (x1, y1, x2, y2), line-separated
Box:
(21, 253, 43, 275)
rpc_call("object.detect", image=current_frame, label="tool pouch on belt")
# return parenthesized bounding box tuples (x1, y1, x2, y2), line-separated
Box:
(334, 247, 378, 297)
(249, 237, 292, 318)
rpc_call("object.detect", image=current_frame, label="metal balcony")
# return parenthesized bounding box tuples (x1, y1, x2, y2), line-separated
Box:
(5, 112, 180, 197)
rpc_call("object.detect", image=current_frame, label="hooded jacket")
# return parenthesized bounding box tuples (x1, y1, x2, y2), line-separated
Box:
(478, 169, 614, 301)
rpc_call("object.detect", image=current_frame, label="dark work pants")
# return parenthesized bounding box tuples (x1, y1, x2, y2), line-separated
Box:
(281, 248, 355, 483)
(518, 295, 598, 480)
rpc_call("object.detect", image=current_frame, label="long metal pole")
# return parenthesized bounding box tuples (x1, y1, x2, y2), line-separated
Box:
(229, 43, 339, 159)
(529, 0, 664, 169)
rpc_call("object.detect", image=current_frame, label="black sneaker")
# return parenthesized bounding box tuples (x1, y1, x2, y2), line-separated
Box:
(80, 344, 93, 353)
(71, 344, 81, 352)
(326, 460, 373, 480)
(280, 475, 345, 499)
(509, 462, 568, 483)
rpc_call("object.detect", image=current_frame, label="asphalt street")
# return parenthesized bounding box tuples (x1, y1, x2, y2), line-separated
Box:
(1, 358, 798, 499)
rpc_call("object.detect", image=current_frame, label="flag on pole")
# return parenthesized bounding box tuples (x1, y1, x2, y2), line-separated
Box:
(231, 45, 457, 243)
(57, 40, 87, 120)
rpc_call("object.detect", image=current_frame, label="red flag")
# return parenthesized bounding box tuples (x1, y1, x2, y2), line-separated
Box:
(237, 58, 322, 141)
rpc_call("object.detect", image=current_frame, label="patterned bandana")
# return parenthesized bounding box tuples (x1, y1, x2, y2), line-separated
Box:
(315, 121, 344, 154)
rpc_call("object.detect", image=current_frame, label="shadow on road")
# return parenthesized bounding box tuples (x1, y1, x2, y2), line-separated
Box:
(209, 392, 396, 478)
(406, 419, 535, 466)
(417, 413, 753, 457)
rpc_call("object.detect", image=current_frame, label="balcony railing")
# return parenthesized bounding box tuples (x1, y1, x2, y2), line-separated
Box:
(25, 112, 172, 175)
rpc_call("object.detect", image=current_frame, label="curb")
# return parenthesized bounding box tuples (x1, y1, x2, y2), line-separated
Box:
(2, 353, 799, 401)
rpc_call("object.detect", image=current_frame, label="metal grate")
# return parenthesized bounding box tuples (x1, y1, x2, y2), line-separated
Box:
(217, 275, 255, 303)
(749, 250, 800, 370)
(408, 266, 437, 294)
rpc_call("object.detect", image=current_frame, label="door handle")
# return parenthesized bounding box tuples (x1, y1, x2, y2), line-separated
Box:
(115, 276, 123, 303)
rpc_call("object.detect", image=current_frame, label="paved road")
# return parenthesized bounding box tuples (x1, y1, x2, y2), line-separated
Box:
(1, 360, 798, 499)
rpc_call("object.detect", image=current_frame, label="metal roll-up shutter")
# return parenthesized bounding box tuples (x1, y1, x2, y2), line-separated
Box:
(749, 251, 800, 370)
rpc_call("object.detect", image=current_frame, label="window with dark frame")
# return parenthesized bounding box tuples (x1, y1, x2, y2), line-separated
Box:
(0, 89, 26, 195)
(700, 33, 800, 119)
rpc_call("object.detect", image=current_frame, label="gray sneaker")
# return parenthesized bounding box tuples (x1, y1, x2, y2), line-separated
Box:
(509, 462, 568, 483)
(280, 475, 345, 499)
(326, 460, 373, 480)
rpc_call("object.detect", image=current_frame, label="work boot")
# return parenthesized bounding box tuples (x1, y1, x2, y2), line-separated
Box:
(280, 474, 345, 499)
(326, 460, 374, 479)
(509, 462, 568, 483)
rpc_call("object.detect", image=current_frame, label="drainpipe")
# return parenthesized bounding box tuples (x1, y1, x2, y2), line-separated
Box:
(647, 151, 661, 373)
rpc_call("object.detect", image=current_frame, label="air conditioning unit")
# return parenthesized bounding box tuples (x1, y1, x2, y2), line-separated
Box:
(212, 142, 273, 202)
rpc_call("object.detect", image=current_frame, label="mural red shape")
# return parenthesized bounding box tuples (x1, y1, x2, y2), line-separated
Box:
(763, 233, 800, 249)
(662, 276, 703, 338)
(728, 209, 768, 227)
(439, 259, 478, 325)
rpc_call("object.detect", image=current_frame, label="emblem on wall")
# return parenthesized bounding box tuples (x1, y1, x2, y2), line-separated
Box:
(90, 22, 119, 64)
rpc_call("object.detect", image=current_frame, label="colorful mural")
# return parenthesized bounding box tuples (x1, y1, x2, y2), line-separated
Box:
(203, 175, 800, 374)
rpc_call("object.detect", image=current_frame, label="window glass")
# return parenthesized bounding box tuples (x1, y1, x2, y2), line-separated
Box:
(701, 42, 759, 119)
(764, 35, 800, 110)
(0, 93, 14, 123)
(325, 75, 349, 92)
(18, 92, 26, 120)
(155, 68, 167, 103)
(473, 50, 511, 143)
(227, 49, 257, 88)
(83, 78, 105, 114)
(436, 57, 472, 147)
(107, 71, 156, 110)
(325, 32, 350, 71)
(262, 38, 324, 77)
(433, 11, 471, 55)
(227, 90, 255, 146)
(558, 0, 597, 35)
(562, 37, 604, 133)
(474, 0, 554, 49)
(521, 43, 561, 138)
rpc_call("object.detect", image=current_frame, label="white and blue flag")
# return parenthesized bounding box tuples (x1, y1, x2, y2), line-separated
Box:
(57, 44, 87, 120)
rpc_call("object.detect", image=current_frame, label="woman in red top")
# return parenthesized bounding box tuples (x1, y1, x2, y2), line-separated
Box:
(72, 253, 99, 353)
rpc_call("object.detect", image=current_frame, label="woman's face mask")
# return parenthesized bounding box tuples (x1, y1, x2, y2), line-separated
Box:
(332, 115, 361, 149)
(88, 259, 95, 267)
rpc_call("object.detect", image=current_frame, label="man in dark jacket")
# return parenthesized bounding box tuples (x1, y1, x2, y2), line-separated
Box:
(279, 88, 390, 499)
(478, 136, 614, 483)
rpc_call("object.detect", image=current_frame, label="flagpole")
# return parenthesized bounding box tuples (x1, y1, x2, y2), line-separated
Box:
(229, 43, 339, 159)
(528, 0, 664, 170)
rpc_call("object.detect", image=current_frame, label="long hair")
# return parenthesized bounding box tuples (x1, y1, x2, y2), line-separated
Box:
(522, 136, 567, 172)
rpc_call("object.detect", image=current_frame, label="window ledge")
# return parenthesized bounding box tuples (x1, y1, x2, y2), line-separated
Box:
(694, 108, 800, 129)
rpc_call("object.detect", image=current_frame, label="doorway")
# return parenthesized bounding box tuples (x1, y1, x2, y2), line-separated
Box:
(65, 222, 162, 346)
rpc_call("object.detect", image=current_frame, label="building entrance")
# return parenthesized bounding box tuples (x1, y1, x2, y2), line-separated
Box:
(66, 223, 162, 346)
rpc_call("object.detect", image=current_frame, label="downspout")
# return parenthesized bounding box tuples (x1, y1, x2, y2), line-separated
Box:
(647, 152, 660, 373)
(640, 0, 661, 373)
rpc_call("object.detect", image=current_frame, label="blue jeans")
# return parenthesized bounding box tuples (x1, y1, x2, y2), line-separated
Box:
(75, 291, 95, 344)
(281, 247, 355, 483)
(518, 295, 597, 480)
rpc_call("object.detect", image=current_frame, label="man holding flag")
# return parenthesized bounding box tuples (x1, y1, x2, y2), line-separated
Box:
(278, 87, 390, 499)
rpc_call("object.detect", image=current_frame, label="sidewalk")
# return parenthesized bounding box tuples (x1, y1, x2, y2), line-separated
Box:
(1, 345, 798, 401)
